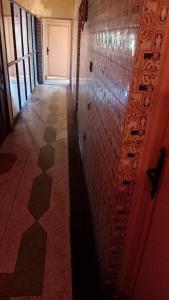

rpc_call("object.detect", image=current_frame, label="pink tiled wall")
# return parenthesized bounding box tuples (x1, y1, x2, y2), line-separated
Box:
(74, 0, 144, 292)
(72, 0, 169, 296)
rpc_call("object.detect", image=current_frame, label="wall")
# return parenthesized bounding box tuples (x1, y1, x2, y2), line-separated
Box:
(3, 0, 73, 19)
(117, 1, 169, 297)
(71, 0, 81, 109)
(72, 0, 169, 298)
(73, 0, 144, 295)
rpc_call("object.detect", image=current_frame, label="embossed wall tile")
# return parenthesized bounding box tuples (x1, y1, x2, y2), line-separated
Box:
(72, 0, 169, 295)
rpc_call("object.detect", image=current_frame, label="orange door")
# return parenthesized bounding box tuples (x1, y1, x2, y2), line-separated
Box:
(44, 20, 71, 79)
(132, 118, 169, 300)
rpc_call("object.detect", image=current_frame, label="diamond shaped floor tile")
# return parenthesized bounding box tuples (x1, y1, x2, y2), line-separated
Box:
(43, 126, 56, 144)
(38, 145, 55, 171)
(28, 174, 52, 220)
(12, 223, 47, 297)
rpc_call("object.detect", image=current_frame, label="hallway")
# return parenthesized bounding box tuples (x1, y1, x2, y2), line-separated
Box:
(0, 85, 72, 299)
(1, 0, 169, 299)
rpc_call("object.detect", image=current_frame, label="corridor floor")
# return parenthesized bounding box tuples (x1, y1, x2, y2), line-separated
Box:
(0, 85, 72, 300)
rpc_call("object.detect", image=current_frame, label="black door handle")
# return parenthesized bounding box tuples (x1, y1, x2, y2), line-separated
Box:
(47, 47, 50, 55)
(147, 147, 166, 199)
(89, 61, 93, 72)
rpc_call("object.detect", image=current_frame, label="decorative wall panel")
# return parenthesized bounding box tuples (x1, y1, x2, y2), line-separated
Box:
(72, 0, 169, 297)
(76, 0, 144, 294)
(116, 0, 169, 295)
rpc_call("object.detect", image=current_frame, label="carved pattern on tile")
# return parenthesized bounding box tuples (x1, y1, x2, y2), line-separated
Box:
(114, 0, 169, 289)
(74, 0, 169, 296)
(77, 0, 145, 291)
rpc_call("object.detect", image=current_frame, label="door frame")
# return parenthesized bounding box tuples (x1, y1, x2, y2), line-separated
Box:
(0, 0, 13, 144)
(0, 0, 13, 124)
(118, 28, 169, 299)
(43, 18, 72, 81)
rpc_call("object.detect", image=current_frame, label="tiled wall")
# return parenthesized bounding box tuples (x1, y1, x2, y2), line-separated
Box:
(75, 0, 144, 292)
(72, 0, 169, 297)
(116, 1, 169, 296)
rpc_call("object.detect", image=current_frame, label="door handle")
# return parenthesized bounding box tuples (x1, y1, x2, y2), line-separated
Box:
(89, 61, 93, 72)
(147, 147, 166, 199)
(47, 47, 51, 55)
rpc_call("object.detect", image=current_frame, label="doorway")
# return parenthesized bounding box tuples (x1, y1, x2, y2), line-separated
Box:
(43, 19, 71, 82)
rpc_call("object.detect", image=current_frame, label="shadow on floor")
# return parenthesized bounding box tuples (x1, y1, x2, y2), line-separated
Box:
(67, 88, 103, 300)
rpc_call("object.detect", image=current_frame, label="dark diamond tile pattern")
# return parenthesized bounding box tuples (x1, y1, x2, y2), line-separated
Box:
(49, 104, 58, 112)
(43, 126, 56, 144)
(0, 91, 60, 298)
(38, 144, 55, 171)
(28, 174, 52, 220)
(11, 223, 47, 296)
(47, 113, 57, 125)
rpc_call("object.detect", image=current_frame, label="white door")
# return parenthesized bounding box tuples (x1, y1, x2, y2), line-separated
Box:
(44, 19, 71, 79)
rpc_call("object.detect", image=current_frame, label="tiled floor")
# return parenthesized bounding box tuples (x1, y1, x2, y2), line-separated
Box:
(0, 85, 72, 300)
(44, 80, 70, 86)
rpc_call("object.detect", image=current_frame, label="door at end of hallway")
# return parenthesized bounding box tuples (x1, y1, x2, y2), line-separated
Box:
(43, 19, 71, 80)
